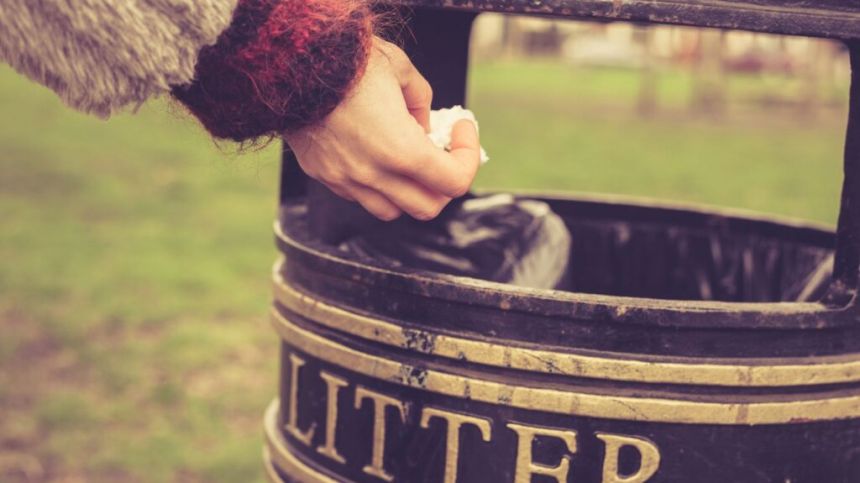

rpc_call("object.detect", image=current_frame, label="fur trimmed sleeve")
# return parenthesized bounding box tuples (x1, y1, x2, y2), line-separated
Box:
(0, 0, 238, 117)
(171, 0, 375, 142)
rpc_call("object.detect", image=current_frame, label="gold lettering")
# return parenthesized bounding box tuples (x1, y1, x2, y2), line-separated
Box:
(316, 371, 349, 464)
(354, 386, 407, 482)
(507, 422, 578, 483)
(420, 407, 492, 483)
(285, 353, 315, 446)
(596, 433, 661, 483)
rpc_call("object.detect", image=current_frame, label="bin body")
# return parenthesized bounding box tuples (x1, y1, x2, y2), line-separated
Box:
(264, 196, 860, 483)
(264, 3, 860, 482)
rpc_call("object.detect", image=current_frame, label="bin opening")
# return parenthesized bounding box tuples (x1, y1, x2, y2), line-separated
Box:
(561, 206, 833, 303)
(292, 192, 834, 304)
(340, 194, 572, 291)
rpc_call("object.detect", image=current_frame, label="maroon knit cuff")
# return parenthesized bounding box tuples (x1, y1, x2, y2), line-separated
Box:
(172, 0, 374, 142)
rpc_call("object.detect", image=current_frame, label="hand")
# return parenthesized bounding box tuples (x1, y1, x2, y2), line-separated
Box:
(284, 38, 482, 221)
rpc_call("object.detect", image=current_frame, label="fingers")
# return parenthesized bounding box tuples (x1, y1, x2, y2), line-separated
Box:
(310, 167, 402, 221)
(297, 117, 480, 221)
(378, 38, 433, 132)
(375, 39, 479, 200)
(320, 168, 452, 222)
(293, 38, 480, 222)
(326, 184, 355, 203)
(361, 174, 452, 221)
(400, 65, 433, 132)
(394, 119, 481, 198)
(448, 119, 481, 163)
(346, 183, 402, 221)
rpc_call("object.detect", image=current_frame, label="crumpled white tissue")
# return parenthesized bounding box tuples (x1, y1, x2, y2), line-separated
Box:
(428, 106, 490, 164)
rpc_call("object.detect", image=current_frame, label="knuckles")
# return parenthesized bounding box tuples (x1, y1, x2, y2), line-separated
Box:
(348, 165, 380, 188)
(381, 150, 418, 175)
(377, 207, 402, 222)
(446, 177, 473, 198)
(416, 79, 434, 104)
(411, 198, 450, 221)
(317, 165, 348, 188)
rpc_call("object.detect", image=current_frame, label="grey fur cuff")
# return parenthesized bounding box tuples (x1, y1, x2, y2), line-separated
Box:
(0, 0, 239, 117)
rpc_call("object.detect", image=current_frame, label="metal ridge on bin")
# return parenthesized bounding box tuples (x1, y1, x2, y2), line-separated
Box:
(265, 2, 860, 481)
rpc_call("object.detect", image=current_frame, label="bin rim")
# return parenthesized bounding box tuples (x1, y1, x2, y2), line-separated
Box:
(276, 192, 856, 331)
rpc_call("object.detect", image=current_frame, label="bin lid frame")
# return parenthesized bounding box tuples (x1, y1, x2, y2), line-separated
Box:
(389, 0, 860, 40)
(279, 1, 860, 318)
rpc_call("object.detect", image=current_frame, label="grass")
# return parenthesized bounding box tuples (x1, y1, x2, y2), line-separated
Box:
(0, 58, 848, 481)
(0, 66, 281, 482)
(469, 60, 847, 223)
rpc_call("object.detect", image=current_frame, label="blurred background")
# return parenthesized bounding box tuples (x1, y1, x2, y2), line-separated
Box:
(0, 13, 849, 482)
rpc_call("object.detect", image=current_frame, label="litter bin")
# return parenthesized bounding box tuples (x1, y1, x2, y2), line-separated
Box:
(264, 2, 860, 482)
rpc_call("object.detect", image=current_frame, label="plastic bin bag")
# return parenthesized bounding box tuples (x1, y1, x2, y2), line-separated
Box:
(339, 194, 572, 290)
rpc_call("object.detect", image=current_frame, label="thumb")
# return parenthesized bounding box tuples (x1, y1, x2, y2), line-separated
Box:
(449, 119, 481, 160)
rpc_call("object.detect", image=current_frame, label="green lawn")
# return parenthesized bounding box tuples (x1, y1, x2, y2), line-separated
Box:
(470, 61, 847, 223)
(0, 59, 848, 482)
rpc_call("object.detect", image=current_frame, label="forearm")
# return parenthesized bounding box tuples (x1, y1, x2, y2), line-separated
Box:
(0, 0, 374, 143)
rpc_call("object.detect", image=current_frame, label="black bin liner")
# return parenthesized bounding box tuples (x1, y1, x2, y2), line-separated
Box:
(302, 190, 834, 303)
(339, 194, 572, 290)
(562, 216, 833, 302)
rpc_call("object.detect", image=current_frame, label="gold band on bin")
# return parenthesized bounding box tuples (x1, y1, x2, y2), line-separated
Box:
(264, 399, 337, 483)
(272, 263, 860, 388)
(270, 308, 860, 425)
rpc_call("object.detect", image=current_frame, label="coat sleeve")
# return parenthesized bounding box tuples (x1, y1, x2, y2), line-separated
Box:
(0, 0, 239, 117)
(171, 0, 375, 142)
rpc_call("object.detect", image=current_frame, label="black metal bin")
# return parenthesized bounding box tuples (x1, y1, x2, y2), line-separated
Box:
(264, 2, 860, 482)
